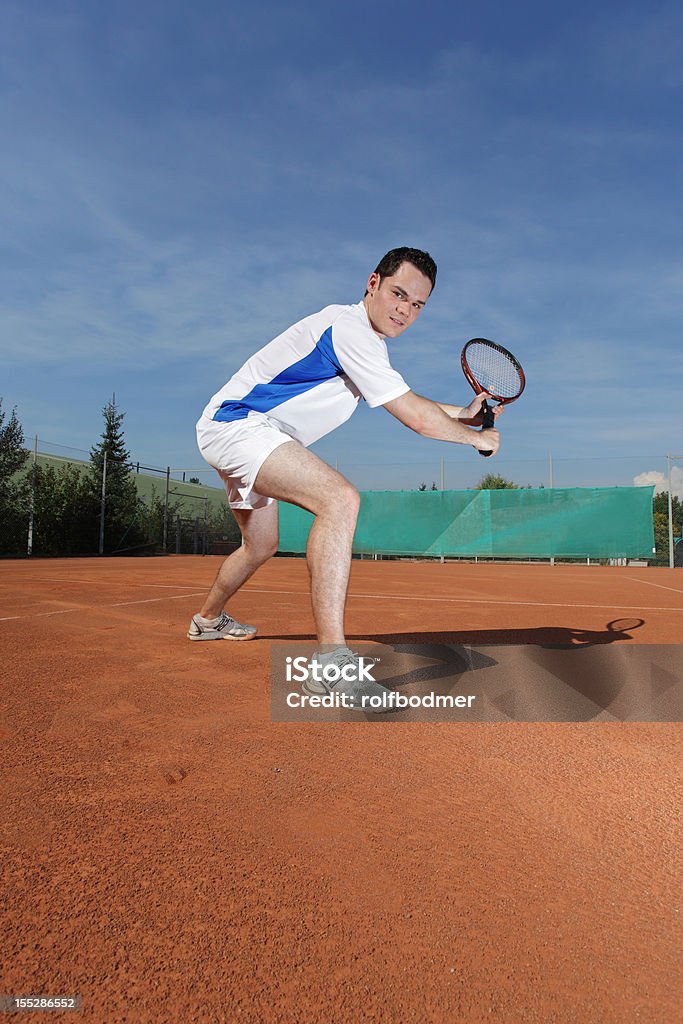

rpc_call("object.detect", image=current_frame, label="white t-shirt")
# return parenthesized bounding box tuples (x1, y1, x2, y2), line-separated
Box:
(203, 301, 411, 447)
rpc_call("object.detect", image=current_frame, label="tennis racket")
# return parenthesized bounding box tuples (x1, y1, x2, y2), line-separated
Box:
(461, 338, 526, 457)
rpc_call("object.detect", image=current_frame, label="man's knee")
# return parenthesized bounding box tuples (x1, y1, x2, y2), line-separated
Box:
(242, 527, 279, 563)
(233, 503, 279, 564)
(325, 480, 360, 520)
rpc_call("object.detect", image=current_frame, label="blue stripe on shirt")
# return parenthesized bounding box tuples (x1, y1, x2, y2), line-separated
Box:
(213, 327, 344, 423)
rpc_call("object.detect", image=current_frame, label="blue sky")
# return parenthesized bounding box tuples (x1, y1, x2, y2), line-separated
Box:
(2, 0, 682, 494)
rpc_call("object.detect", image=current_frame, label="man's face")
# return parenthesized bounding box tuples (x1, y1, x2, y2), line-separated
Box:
(363, 261, 432, 339)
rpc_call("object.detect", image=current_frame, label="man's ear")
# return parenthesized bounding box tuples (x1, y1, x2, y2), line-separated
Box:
(366, 271, 380, 295)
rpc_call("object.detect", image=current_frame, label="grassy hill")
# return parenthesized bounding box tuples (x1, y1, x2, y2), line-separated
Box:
(33, 453, 228, 517)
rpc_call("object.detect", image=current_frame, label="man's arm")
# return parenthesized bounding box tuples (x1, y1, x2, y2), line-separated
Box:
(434, 400, 505, 426)
(383, 391, 500, 453)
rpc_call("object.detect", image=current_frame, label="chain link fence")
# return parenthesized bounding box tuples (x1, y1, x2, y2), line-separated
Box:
(12, 438, 241, 558)
(5, 437, 682, 565)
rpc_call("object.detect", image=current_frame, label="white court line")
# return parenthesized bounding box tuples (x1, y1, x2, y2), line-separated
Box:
(108, 593, 205, 608)
(2, 584, 682, 625)
(624, 576, 683, 596)
(0, 592, 205, 622)
(0, 566, 658, 595)
(0, 608, 83, 622)
(0, 576, 201, 590)
(240, 587, 683, 613)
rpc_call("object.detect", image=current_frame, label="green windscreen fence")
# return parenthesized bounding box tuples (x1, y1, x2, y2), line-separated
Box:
(278, 486, 655, 559)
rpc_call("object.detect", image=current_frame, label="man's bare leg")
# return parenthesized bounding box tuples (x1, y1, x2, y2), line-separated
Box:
(254, 440, 360, 646)
(199, 503, 279, 619)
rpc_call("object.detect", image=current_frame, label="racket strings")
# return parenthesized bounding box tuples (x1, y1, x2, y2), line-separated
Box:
(466, 342, 522, 399)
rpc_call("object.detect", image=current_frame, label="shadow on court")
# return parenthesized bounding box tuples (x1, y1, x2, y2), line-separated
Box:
(262, 618, 646, 647)
(269, 617, 683, 723)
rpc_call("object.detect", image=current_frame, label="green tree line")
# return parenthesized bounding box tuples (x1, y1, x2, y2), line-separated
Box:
(653, 491, 683, 565)
(0, 397, 240, 557)
(2, 397, 680, 561)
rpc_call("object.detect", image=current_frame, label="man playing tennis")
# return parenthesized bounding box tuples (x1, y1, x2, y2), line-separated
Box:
(189, 247, 500, 707)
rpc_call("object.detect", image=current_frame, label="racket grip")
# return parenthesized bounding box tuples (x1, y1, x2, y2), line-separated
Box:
(478, 401, 496, 458)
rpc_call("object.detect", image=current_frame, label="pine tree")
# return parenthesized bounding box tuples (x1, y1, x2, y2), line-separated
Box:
(0, 399, 29, 554)
(88, 398, 145, 553)
(0, 399, 28, 481)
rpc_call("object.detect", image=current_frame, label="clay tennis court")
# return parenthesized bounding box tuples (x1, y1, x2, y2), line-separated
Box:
(1, 556, 681, 1023)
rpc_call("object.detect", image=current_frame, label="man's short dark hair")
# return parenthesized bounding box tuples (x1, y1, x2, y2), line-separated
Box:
(373, 247, 437, 291)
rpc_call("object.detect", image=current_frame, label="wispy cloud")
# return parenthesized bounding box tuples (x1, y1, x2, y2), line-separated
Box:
(1, 0, 682, 477)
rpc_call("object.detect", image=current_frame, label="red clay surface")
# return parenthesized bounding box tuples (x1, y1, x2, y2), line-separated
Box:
(1, 556, 681, 1023)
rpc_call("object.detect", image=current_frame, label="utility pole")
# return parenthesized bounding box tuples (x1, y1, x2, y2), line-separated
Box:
(27, 435, 38, 557)
(668, 453, 675, 569)
(99, 451, 108, 555)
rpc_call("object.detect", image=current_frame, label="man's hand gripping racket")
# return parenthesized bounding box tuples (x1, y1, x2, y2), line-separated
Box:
(461, 338, 526, 457)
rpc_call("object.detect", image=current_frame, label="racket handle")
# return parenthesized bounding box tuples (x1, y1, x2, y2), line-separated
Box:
(478, 400, 496, 458)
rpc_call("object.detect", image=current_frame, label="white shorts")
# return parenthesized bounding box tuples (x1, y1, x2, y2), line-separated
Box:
(196, 412, 294, 510)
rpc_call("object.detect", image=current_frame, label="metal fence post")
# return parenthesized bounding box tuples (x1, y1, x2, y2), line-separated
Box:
(162, 467, 170, 552)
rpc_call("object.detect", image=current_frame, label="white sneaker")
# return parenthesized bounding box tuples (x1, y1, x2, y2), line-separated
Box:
(187, 612, 257, 641)
(307, 646, 400, 713)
